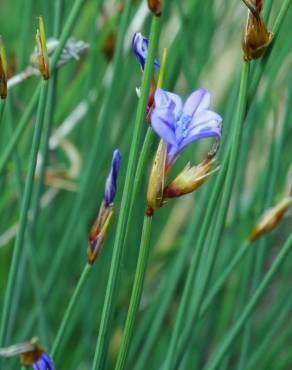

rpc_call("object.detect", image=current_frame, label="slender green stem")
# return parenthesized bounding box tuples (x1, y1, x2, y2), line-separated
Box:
(115, 215, 152, 370)
(0, 81, 48, 353)
(50, 263, 91, 359)
(204, 231, 292, 370)
(0, 100, 5, 128)
(163, 62, 250, 370)
(49, 0, 85, 72)
(18, 0, 133, 341)
(0, 87, 40, 175)
(91, 15, 162, 370)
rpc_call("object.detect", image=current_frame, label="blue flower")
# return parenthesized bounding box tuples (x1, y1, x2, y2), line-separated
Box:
(150, 88, 223, 165)
(104, 149, 122, 207)
(132, 32, 160, 71)
(32, 352, 54, 370)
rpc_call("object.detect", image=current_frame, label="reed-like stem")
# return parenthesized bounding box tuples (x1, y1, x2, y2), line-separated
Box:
(204, 231, 292, 370)
(0, 81, 48, 354)
(115, 215, 152, 370)
(91, 15, 162, 370)
(50, 263, 91, 359)
(163, 61, 250, 370)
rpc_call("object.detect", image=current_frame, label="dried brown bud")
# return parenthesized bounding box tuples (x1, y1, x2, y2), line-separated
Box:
(35, 17, 49, 80)
(0, 36, 7, 99)
(88, 202, 113, 264)
(249, 197, 292, 242)
(147, 0, 162, 16)
(102, 31, 116, 61)
(163, 157, 218, 199)
(241, 0, 273, 61)
(146, 140, 167, 215)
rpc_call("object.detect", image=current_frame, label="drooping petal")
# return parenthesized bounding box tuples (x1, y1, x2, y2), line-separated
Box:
(179, 119, 222, 152)
(151, 108, 177, 146)
(154, 88, 183, 117)
(183, 89, 211, 117)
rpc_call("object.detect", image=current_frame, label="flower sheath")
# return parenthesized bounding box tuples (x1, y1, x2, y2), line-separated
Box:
(87, 150, 121, 264)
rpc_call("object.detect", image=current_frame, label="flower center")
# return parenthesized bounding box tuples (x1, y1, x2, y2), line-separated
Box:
(175, 113, 192, 143)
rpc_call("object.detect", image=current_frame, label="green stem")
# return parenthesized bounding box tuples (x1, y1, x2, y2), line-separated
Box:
(0, 81, 48, 352)
(0, 87, 40, 175)
(203, 231, 292, 370)
(49, 0, 85, 72)
(0, 100, 5, 127)
(115, 215, 152, 370)
(50, 263, 91, 359)
(164, 62, 250, 370)
(91, 15, 162, 370)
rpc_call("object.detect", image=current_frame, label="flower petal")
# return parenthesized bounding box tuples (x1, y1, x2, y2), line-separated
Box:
(154, 88, 183, 118)
(151, 108, 177, 146)
(190, 109, 223, 129)
(183, 89, 211, 117)
(179, 119, 222, 151)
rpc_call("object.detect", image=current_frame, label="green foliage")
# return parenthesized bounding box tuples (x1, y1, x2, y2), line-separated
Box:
(0, 0, 291, 369)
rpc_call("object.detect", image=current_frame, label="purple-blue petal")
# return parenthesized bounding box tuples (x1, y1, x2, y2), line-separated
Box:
(32, 353, 54, 370)
(132, 32, 160, 71)
(104, 149, 122, 207)
(183, 89, 211, 117)
(190, 109, 223, 129)
(151, 109, 178, 147)
(154, 89, 183, 120)
(180, 120, 222, 151)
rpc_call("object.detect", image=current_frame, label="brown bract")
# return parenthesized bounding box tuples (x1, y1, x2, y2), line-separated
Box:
(0, 57, 7, 99)
(242, 0, 273, 61)
(146, 140, 167, 215)
(88, 202, 113, 264)
(147, 0, 162, 16)
(249, 197, 292, 242)
(163, 157, 217, 199)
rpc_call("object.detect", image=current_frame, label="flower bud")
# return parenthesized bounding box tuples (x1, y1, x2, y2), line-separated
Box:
(147, 0, 162, 16)
(87, 149, 121, 264)
(241, 0, 273, 61)
(249, 197, 292, 242)
(88, 202, 113, 264)
(146, 140, 167, 216)
(104, 149, 121, 207)
(163, 157, 218, 199)
(0, 338, 54, 369)
(132, 32, 160, 71)
(35, 16, 49, 80)
(0, 36, 7, 99)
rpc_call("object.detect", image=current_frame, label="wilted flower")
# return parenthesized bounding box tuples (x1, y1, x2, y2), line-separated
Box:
(151, 88, 223, 167)
(132, 32, 160, 71)
(147, 0, 162, 16)
(241, 0, 273, 61)
(163, 154, 219, 199)
(0, 338, 54, 369)
(249, 197, 292, 242)
(0, 36, 7, 99)
(35, 16, 49, 80)
(88, 149, 121, 264)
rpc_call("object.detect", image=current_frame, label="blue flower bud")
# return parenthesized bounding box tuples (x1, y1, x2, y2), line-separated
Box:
(104, 149, 122, 207)
(32, 352, 54, 370)
(132, 32, 160, 71)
